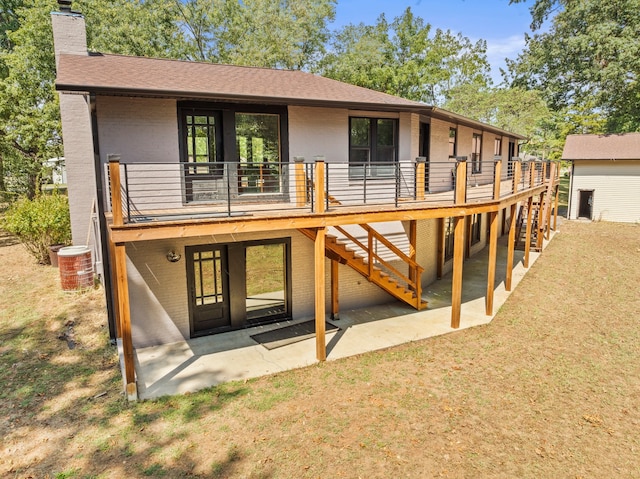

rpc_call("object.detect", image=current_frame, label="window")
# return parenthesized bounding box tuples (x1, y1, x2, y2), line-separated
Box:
(183, 111, 223, 176)
(349, 117, 398, 178)
(472, 133, 482, 174)
(494, 138, 502, 158)
(448, 128, 457, 157)
(236, 112, 282, 193)
(444, 217, 455, 261)
(470, 214, 481, 245)
(178, 103, 287, 202)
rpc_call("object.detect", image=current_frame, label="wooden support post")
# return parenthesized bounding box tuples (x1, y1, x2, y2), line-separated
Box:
(505, 203, 517, 291)
(524, 196, 534, 268)
(451, 158, 467, 329)
(108, 235, 121, 338)
(114, 242, 137, 401)
(416, 157, 426, 201)
(553, 184, 559, 231)
(485, 210, 499, 315)
(108, 155, 123, 226)
(294, 157, 306, 207)
(436, 217, 445, 279)
(408, 220, 417, 284)
(330, 259, 339, 321)
(451, 216, 466, 329)
(315, 227, 327, 361)
(314, 157, 325, 214)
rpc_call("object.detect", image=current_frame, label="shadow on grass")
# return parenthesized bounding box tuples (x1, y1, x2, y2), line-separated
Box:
(0, 230, 19, 247)
(1, 283, 253, 478)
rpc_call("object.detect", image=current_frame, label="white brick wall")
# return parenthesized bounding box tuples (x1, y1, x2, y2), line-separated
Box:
(58, 93, 96, 245)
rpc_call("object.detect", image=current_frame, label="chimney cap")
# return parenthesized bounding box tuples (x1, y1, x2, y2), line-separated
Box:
(58, 0, 72, 12)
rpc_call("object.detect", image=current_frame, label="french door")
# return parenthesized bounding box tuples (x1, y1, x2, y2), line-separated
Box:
(186, 245, 230, 336)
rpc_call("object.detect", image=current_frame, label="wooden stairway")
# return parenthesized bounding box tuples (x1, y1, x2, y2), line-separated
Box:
(514, 184, 555, 252)
(299, 226, 427, 310)
(514, 200, 540, 251)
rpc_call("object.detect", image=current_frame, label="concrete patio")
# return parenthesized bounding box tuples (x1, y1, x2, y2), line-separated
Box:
(126, 233, 554, 400)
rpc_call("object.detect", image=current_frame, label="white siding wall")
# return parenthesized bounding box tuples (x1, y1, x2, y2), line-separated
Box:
(570, 160, 640, 223)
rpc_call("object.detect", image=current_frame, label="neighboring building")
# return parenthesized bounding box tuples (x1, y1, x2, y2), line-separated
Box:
(52, 2, 555, 399)
(563, 133, 640, 223)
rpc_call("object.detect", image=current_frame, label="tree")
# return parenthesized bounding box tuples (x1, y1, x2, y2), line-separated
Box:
(444, 84, 565, 159)
(320, 8, 491, 105)
(0, 0, 187, 198)
(174, 0, 336, 69)
(507, 0, 640, 133)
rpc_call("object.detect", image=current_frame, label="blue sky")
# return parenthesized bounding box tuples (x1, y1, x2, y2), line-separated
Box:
(331, 0, 535, 83)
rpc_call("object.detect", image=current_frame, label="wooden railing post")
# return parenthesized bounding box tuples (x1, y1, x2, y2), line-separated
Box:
(294, 156, 306, 207)
(493, 157, 502, 200)
(416, 157, 426, 201)
(529, 161, 536, 188)
(513, 158, 522, 194)
(451, 156, 467, 329)
(108, 154, 123, 226)
(314, 157, 325, 214)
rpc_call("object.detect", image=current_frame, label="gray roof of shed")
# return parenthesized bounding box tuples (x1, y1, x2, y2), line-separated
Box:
(562, 133, 640, 160)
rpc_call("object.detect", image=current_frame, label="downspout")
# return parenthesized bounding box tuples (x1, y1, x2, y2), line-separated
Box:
(90, 93, 117, 341)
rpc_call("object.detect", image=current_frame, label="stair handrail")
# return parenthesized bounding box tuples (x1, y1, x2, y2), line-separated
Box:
(358, 224, 424, 299)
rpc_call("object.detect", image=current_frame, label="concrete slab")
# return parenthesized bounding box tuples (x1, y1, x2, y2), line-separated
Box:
(128, 233, 553, 400)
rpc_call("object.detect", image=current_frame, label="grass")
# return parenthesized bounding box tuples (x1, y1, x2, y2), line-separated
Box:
(1, 221, 640, 478)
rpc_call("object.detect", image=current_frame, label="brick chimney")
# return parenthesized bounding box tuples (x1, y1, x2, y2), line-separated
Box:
(51, 0, 87, 69)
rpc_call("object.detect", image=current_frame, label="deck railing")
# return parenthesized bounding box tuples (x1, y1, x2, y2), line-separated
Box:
(106, 156, 557, 225)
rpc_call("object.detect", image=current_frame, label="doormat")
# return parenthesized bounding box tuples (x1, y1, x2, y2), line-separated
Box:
(250, 320, 339, 350)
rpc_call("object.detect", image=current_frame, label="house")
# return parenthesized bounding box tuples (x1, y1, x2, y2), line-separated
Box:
(563, 133, 640, 223)
(51, 2, 558, 400)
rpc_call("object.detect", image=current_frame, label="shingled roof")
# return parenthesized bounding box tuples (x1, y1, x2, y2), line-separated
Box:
(56, 53, 424, 110)
(562, 133, 640, 160)
(55, 52, 526, 139)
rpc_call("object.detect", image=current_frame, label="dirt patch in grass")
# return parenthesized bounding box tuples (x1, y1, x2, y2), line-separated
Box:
(1, 221, 639, 478)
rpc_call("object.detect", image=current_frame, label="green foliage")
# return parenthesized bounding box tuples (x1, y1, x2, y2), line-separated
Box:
(320, 8, 491, 105)
(0, 0, 188, 199)
(444, 85, 566, 158)
(2, 192, 71, 264)
(175, 0, 336, 69)
(507, 0, 640, 133)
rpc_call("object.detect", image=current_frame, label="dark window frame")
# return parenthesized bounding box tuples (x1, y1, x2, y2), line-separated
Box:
(448, 127, 457, 158)
(349, 116, 399, 178)
(444, 217, 455, 261)
(472, 133, 482, 174)
(470, 213, 481, 245)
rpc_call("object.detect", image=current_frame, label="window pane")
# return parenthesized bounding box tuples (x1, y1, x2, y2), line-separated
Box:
(235, 113, 280, 164)
(350, 148, 369, 164)
(375, 146, 395, 163)
(246, 243, 286, 321)
(350, 118, 370, 147)
(236, 113, 281, 194)
(377, 119, 395, 147)
(449, 128, 457, 157)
